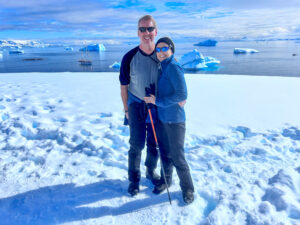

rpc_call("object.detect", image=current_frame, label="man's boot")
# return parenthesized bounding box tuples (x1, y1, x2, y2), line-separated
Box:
(152, 183, 167, 194)
(146, 168, 160, 185)
(128, 182, 139, 196)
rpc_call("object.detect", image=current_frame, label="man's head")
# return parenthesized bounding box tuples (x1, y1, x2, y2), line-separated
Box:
(138, 15, 157, 45)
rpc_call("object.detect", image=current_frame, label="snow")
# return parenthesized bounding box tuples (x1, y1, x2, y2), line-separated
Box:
(79, 44, 106, 52)
(0, 40, 46, 48)
(178, 49, 220, 71)
(194, 40, 218, 47)
(233, 48, 259, 54)
(0, 72, 300, 225)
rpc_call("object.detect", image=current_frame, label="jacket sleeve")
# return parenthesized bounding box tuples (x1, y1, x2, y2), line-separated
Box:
(156, 64, 187, 108)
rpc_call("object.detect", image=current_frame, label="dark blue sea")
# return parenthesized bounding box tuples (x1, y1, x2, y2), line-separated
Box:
(0, 40, 299, 77)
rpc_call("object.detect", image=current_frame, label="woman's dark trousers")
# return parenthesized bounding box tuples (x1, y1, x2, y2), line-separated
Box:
(156, 120, 194, 192)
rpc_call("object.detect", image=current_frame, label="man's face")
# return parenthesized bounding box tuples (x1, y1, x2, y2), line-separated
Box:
(138, 19, 157, 45)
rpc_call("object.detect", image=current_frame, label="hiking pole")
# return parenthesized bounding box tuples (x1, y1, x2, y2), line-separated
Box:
(146, 103, 172, 205)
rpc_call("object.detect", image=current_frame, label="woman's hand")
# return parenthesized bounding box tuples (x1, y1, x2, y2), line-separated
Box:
(178, 100, 186, 107)
(144, 94, 156, 105)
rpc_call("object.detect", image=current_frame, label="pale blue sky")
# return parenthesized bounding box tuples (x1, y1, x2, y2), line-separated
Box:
(1, 0, 300, 41)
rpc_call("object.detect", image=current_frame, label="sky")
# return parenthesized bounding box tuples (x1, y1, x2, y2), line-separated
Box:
(1, 0, 300, 42)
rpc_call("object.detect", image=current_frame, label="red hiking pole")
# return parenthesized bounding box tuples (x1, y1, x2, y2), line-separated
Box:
(147, 105, 172, 205)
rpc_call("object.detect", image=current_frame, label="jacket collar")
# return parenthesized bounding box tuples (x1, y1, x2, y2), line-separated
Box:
(160, 55, 173, 70)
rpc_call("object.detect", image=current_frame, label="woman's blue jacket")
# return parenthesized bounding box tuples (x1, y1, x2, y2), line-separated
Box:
(156, 55, 187, 123)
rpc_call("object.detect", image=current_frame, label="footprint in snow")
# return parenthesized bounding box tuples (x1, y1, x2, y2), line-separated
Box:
(32, 121, 41, 128)
(282, 127, 300, 141)
(99, 112, 112, 118)
(235, 126, 257, 138)
(81, 129, 92, 137)
(54, 117, 68, 123)
(1, 114, 9, 121)
(43, 105, 56, 112)
(117, 125, 129, 136)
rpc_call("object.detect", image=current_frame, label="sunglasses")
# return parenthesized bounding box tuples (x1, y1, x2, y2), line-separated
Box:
(138, 27, 155, 33)
(156, 46, 170, 52)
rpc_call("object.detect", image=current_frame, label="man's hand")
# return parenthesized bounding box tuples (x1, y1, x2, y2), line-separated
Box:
(144, 94, 156, 104)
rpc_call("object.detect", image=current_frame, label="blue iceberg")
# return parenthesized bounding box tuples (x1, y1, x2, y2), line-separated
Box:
(80, 44, 106, 52)
(65, 47, 73, 51)
(233, 48, 259, 54)
(178, 49, 220, 71)
(9, 49, 24, 54)
(109, 61, 121, 69)
(194, 39, 217, 47)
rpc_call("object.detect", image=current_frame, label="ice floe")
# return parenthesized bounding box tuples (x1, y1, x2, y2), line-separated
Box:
(233, 48, 259, 54)
(109, 61, 121, 69)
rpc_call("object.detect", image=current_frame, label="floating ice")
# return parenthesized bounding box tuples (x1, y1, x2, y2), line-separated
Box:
(233, 48, 259, 54)
(9, 49, 24, 54)
(109, 61, 121, 69)
(79, 44, 106, 52)
(65, 47, 73, 51)
(178, 49, 220, 71)
(194, 39, 217, 46)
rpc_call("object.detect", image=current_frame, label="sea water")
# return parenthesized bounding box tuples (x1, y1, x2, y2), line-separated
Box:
(0, 40, 299, 77)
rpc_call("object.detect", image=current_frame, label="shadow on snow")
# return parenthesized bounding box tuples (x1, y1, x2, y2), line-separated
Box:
(0, 179, 173, 225)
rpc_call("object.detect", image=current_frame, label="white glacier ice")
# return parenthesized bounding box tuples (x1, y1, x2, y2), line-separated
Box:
(194, 39, 218, 46)
(233, 48, 259, 54)
(0, 40, 45, 48)
(178, 49, 220, 70)
(109, 61, 121, 69)
(79, 44, 106, 52)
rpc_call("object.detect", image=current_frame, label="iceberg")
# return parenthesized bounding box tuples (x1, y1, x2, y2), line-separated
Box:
(178, 49, 220, 71)
(194, 39, 218, 47)
(109, 61, 121, 69)
(233, 48, 259, 54)
(65, 47, 73, 51)
(79, 44, 106, 52)
(9, 49, 24, 54)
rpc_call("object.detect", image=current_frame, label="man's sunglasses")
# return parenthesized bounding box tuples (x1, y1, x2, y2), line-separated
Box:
(138, 27, 155, 33)
(156, 46, 170, 52)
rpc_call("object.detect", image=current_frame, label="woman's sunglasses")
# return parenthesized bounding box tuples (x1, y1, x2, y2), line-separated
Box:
(156, 46, 170, 52)
(138, 27, 155, 33)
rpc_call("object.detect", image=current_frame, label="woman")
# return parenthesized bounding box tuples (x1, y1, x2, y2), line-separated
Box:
(144, 37, 194, 204)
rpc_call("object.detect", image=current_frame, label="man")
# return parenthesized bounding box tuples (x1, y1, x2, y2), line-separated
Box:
(119, 15, 160, 196)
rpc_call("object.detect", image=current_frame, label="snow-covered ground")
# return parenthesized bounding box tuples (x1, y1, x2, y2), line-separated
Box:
(0, 72, 300, 225)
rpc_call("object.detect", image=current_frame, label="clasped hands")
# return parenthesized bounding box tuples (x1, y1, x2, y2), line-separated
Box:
(144, 95, 186, 107)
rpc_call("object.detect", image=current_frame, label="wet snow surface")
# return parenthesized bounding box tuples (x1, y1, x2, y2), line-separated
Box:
(0, 73, 300, 225)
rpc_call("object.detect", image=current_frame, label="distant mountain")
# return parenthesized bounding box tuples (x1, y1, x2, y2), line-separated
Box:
(0, 40, 48, 48)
